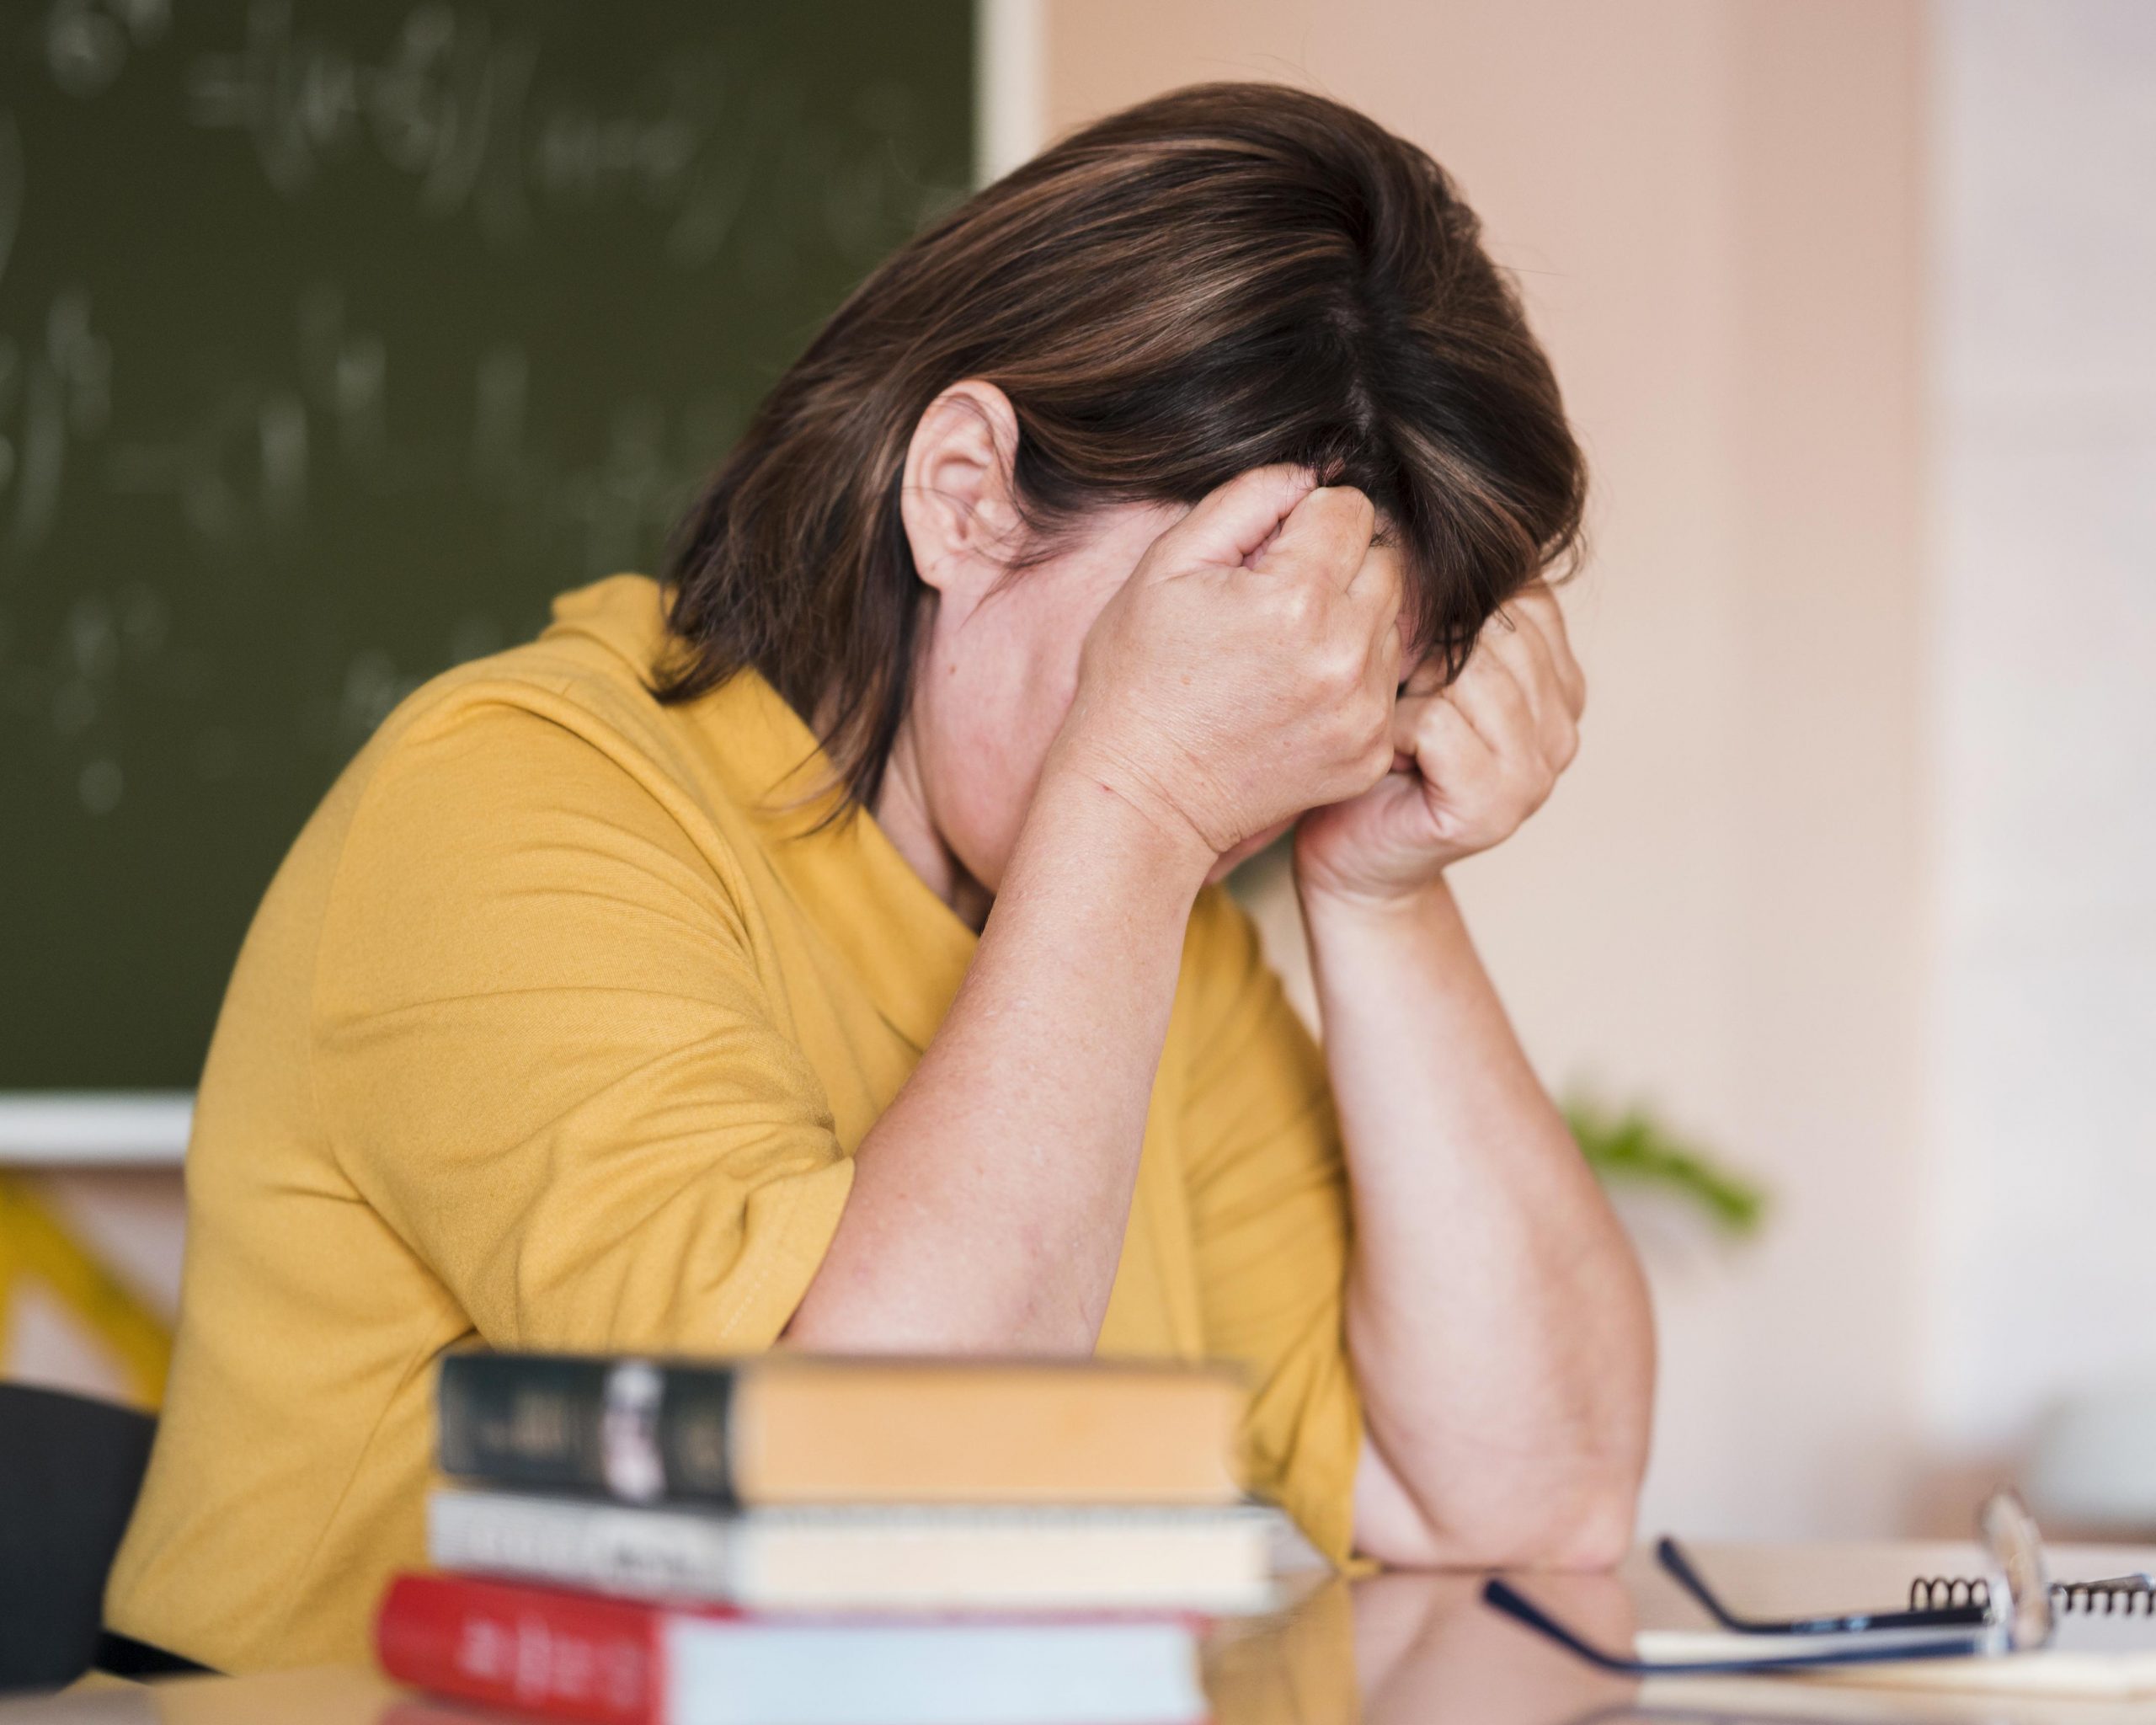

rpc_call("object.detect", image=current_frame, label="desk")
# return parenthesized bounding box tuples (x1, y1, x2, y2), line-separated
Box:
(3, 1542, 2152, 1725)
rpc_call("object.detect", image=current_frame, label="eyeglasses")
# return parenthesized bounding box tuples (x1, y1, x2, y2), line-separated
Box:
(1483, 1489, 2061, 1676)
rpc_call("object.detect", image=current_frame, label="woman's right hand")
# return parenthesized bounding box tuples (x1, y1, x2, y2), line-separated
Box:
(1049, 465, 1406, 867)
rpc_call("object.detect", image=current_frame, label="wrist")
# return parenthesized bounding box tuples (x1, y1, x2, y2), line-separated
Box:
(1025, 750, 1219, 899)
(1032, 740, 1220, 892)
(1294, 856, 1460, 934)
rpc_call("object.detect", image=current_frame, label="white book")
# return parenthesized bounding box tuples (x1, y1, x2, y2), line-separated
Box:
(428, 1486, 1284, 1613)
(662, 1617, 1203, 1725)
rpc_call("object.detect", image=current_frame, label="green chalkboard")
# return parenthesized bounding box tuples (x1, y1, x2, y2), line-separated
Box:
(0, 1, 974, 1087)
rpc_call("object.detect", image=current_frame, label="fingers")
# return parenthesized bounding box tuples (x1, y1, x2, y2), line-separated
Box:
(1444, 648, 1540, 764)
(1253, 485, 1377, 590)
(1348, 539, 1404, 612)
(1161, 465, 1320, 570)
(1477, 607, 1554, 719)
(1400, 583, 1583, 777)
(1341, 539, 1405, 694)
(1477, 598, 1578, 771)
(1506, 582, 1587, 720)
(1401, 654, 1449, 699)
(1393, 689, 1501, 800)
(1371, 604, 1404, 702)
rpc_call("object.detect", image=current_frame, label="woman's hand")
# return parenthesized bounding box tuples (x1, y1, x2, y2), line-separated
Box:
(1295, 581, 1585, 909)
(1049, 466, 1403, 868)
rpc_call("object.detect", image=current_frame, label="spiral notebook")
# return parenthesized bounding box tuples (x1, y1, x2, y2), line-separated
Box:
(1638, 1574, 2156, 1700)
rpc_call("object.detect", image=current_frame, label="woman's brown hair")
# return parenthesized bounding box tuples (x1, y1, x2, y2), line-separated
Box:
(660, 82, 1585, 810)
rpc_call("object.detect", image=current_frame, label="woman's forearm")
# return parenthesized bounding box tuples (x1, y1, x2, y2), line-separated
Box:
(1301, 874, 1654, 1568)
(786, 763, 1212, 1354)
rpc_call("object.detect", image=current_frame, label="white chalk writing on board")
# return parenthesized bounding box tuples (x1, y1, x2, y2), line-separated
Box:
(181, 0, 830, 263)
(1, 292, 112, 553)
(0, 1, 966, 838)
(43, 0, 172, 100)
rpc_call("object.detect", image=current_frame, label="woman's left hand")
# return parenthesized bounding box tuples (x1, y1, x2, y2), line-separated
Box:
(1294, 579, 1586, 907)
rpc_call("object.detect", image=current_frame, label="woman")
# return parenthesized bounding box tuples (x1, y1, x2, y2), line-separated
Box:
(107, 83, 1654, 1670)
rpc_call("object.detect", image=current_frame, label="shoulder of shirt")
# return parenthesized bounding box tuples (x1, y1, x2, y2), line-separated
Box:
(298, 576, 771, 1014)
(343, 573, 711, 804)
(292, 574, 774, 954)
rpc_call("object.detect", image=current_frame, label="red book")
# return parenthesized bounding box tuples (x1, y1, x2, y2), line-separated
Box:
(376, 1572, 1209, 1725)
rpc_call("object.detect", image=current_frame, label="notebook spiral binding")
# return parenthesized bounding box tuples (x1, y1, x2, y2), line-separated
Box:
(1910, 1576, 2156, 1616)
(1908, 1575, 1991, 1611)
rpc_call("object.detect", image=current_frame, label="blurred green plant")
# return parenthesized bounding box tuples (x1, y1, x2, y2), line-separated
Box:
(1565, 1097, 1768, 1237)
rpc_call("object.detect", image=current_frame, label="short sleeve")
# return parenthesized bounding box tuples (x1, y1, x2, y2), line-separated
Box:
(1178, 888, 1364, 1565)
(311, 695, 854, 1354)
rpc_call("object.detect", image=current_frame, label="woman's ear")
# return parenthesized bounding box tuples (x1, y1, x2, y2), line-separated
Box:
(900, 380, 1022, 602)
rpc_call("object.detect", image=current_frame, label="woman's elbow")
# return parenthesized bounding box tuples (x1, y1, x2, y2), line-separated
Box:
(1529, 1480, 1640, 1571)
(1359, 1465, 1643, 1573)
(1454, 1475, 1641, 1572)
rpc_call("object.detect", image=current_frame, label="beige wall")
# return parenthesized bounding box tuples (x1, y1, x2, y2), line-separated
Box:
(1924, 0, 2156, 1511)
(1049, 0, 1929, 1535)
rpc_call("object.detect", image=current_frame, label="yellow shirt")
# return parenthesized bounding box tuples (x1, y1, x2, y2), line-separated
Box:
(105, 575, 1363, 1671)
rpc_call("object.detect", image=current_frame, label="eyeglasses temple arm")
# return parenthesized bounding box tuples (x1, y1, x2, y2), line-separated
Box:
(1656, 1537, 1988, 1635)
(1481, 1579, 1988, 1677)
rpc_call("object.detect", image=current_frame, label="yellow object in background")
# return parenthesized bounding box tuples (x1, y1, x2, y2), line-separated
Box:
(0, 1172, 172, 1407)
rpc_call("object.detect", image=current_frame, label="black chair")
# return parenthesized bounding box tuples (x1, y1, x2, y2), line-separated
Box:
(0, 1381, 156, 1693)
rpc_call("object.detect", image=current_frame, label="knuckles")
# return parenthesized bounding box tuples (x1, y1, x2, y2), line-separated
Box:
(1271, 575, 1324, 634)
(1313, 685, 1396, 784)
(1310, 636, 1368, 698)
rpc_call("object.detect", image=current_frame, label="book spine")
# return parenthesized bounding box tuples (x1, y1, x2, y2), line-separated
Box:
(430, 1489, 736, 1599)
(376, 1572, 668, 1725)
(437, 1354, 739, 1503)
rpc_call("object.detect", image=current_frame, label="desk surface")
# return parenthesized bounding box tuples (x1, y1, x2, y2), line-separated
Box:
(5, 1541, 2153, 1725)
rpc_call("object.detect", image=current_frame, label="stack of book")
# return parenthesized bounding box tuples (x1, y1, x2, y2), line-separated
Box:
(375, 1353, 1283, 1725)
